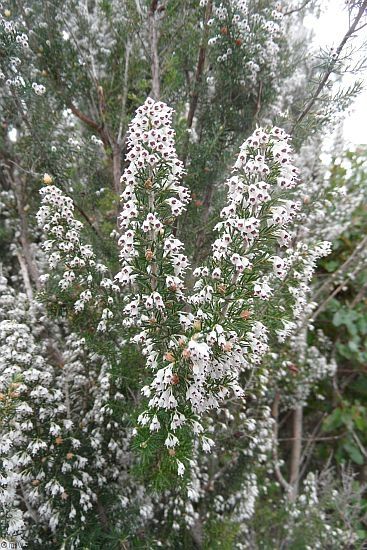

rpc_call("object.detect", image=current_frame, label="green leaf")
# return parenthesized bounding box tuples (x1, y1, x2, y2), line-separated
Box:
(343, 441, 364, 465)
(350, 377, 367, 397)
(322, 409, 343, 432)
(348, 339, 360, 353)
(324, 260, 339, 272)
(357, 529, 367, 541)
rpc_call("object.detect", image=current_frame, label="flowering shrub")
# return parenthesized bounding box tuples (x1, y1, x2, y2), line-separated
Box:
(36, 98, 332, 482)
(1, 0, 367, 546)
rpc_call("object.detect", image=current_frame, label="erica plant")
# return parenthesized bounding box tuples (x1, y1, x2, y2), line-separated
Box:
(37, 97, 331, 484)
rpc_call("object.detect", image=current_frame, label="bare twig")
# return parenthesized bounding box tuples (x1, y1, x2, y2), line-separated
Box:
(289, 405, 303, 501)
(254, 80, 263, 123)
(20, 483, 40, 523)
(117, 41, 132, 144)
(272, 392, 292, 493)
(204, 452, 240, 491)
(3, 167, 40, 290)
(186, 0, 213, 130)
(68, 101, 103, 135)
(16, 251, 34, 300)
(8, 92, 104, 237)
(311, 233, 367, 305)
(350, 279, 367, 307)
(352, 430, 367, 458)
(283, 0, 313, 16)
(292, 0, 367, 130)
(299, 413, 328, 479)
(311, 261, 365, 321)
(149, 0, 161, 100)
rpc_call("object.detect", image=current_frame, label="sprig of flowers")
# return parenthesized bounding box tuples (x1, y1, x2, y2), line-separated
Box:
(115, 98, 193, 474)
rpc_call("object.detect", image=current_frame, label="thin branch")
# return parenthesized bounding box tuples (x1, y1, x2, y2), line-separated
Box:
(3, 159, 42, 177)
(292, 0, 367, 130)
(278, 433, 344, 442)
(299, 413, 328, 479)
(272, 392, 292, 493)
(254, 80, 263, 123)
(311, 261, 365, 321)
(352, 430, 367, 458)
(354, 20, 367, 32)
(186, 0, 213, 130)
(289, 405, 303, 502)
(117, 41, 132, 144)
(313, 233, 367, 303)
(149, 0, 161, 100)
(204, 452, 240, 491)
(350, 279, 367, 307)
(47, 46, 122, 194)
(20, 483, 40, 523)
(7, 91, 104, 240)
(68, 101, 101, 134)
(3, 166, 40, 289)
(16, 251, 34, 300)
(283, 0, 312, 16)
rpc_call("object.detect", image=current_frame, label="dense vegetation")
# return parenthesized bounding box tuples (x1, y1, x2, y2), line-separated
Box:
(0, 0, 367, 548)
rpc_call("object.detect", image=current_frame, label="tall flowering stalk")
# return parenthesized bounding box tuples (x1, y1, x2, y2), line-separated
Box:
(115, 98, 192, 475)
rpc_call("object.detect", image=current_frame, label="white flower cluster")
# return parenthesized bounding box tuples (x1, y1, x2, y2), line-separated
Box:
(0, 275, 150, 545)
(282, 472, 354, 548)
(114, 98, 195, 472)
(275, 327, 337, 408)
(36, 183, 112, 326)
(185, 127, 301, 401)
(0, 276, 76, 543)
(263, 239, 332, 331)
(230, 473, 259, 522)
(116, 96, 190, 293)
(37, 184, 95, 288)
(207, 0, 284, 91)
(32, 82, 46, 95)
(0, 11, 46, 95)
(58, 335, 148, 539)
(0, 12, 28, 47)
